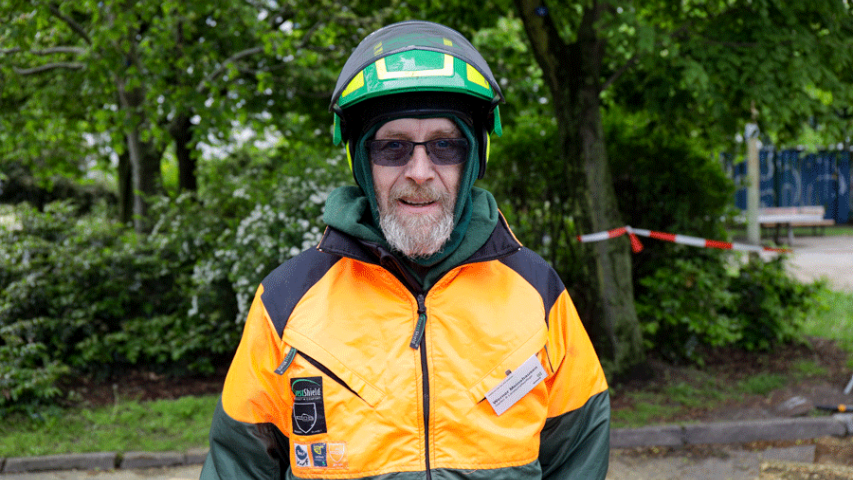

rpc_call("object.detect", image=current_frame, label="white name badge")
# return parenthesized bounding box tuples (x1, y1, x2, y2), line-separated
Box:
(485, 354, 547, 416)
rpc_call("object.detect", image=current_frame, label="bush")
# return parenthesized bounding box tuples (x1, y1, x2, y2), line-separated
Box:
(0, 201, 187, 412)
(637, 254, 821, 362)
(0, 142, 347, 415)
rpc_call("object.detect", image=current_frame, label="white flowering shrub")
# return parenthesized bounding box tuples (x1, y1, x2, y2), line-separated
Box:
(192, 170, 334, 325)
(0, 142, 348, 415)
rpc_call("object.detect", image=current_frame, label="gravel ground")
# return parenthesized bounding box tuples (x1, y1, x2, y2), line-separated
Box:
(766, 234, 853, 292)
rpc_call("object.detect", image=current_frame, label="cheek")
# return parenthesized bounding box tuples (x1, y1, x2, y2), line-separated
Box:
(371, 167, 397, 202)
(439, 165, 464, 193)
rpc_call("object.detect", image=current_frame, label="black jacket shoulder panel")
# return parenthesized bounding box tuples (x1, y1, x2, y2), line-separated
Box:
(466, 214, 522, 263)
(498, 247, 565, 325)
(261, 248, 341, 337)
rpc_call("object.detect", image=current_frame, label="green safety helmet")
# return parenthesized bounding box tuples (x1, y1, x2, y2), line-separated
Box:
(330, 20, 505, 179)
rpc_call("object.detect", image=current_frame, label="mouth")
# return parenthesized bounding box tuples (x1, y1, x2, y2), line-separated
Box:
(399, 198, 437, 207)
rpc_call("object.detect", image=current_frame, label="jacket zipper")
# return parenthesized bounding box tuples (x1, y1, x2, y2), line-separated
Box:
(412, 293, 431, 479)
(274, 347, 363, 400)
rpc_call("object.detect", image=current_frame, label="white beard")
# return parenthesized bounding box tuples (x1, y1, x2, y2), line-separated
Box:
(376, 182, 456, 259)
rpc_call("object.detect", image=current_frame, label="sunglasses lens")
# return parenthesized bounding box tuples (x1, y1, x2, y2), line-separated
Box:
(427, 139, 468, 165)
(368, 139, 469, 166)
(369, 140, 410, 166)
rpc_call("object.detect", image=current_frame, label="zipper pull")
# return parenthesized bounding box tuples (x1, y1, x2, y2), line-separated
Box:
(409, 294, 427, 349)
(274, 347, 298, 375)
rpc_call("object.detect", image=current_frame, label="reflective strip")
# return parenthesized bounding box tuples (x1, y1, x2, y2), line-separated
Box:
(467, 63, 489, 90)
(375, 54, 454, 79)
(341, 71, 364, 98)
(346, 142, 353, 171)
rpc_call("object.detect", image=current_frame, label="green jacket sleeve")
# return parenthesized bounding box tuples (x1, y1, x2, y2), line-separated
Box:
(539, 390, 611, 479)
(200, 398, 291, 480)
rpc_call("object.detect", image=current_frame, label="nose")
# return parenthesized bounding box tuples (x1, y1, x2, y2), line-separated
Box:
(404, 144, 435, 184)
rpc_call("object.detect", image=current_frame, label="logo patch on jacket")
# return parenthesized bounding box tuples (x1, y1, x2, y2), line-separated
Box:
(294, 443, 311, 467)
(311, 443, 327, 467)
(328, 442, 347, 468)
(291, 377, 327, 435)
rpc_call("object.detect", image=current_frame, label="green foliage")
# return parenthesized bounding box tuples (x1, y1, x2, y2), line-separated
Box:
(636, 257, 739, 361)
(0, 136, 347, 415)
(607, 108, 737, 282)
(601, 0, 853, 149)
(0, 201, 188, 413)
(153, 142, 345, 328)
(600, 109, 822, 361)
(637, 256, 821, 362)
(729, 257, 822, 350)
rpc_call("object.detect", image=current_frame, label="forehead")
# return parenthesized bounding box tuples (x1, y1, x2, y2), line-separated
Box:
(375, 117, 461, 139)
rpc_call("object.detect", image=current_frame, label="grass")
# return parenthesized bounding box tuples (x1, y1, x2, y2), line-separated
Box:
(801, 288, 853, 366)
(610, 373, 790, 428)
(0, 395, 219, 457)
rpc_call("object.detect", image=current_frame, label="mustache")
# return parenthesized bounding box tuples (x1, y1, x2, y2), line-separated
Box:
(389, 182, 452, 205)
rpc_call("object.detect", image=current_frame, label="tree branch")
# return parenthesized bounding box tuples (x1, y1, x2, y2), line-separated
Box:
(297, 20, 324, 49)
(196, 47, 264, 92)
(47, 4, 92, 45)
(32, 46, 87, 55)
(514, 0, 570, 96)
(601, 55, 639, 92)
(600, 21, 693, 93)
(14, 62, 85, 75)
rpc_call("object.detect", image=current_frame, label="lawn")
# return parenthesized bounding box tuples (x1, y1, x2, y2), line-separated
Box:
(0, 395, 218, 457)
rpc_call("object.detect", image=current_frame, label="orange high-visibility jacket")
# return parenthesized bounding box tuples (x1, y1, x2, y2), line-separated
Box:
(201, 218, 610, 480)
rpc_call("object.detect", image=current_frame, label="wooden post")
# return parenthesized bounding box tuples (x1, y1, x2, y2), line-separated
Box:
(746, 122, 761, 245)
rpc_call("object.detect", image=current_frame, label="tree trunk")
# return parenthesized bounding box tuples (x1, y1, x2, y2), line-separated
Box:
(169, 113, 197, 192)
(515, 0, 645, 374)
(117, 80, 161, 233)
(117, 144, 133, 224)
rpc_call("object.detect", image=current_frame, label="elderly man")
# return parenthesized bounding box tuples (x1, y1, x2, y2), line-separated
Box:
(201, 20, 610, 480)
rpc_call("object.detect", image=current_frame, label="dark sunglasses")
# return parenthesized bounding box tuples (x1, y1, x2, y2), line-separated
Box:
(367, 138, 469, 167)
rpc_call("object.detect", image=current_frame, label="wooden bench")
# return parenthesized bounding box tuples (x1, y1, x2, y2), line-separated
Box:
(757, 206, 835, 244)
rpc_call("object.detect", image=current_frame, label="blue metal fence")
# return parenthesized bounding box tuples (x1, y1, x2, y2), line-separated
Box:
(730, 149, 851, 224)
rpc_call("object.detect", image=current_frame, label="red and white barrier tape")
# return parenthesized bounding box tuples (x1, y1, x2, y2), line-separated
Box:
(576, 226, 791, 253)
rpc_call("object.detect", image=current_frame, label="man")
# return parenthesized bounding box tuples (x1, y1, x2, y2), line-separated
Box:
(201, 20, 610, 480)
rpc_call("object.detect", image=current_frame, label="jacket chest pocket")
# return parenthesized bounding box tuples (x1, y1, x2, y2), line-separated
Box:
(277, 327, 393, 428)
(467, 325, 551, 410)
(277, 329, 386, 411)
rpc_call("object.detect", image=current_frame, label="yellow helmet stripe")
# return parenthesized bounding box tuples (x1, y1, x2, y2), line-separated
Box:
(341, 71, 365, 98)
(466, 64, 489, 90)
